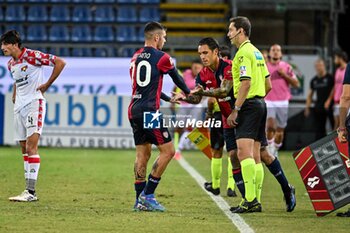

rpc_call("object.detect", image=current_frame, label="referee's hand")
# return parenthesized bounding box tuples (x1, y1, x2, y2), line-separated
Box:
(227, 110, 238, 127)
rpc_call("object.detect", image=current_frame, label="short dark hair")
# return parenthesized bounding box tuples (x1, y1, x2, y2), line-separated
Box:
(198, 37, 219, 51)
(334, 49, 348, 62)
(144, 21, 166, 39)
(229, 16, 251, 37)
(0, 30, 22, 48)
(219, 45, 231, 59)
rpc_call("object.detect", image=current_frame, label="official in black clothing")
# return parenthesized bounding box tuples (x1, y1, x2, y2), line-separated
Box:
(304, 59, 334, 140)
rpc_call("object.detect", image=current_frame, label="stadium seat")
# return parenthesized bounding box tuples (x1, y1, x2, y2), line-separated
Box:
(0, 7, 3, 21)
(72, 48, 93, 57)
(137, 27, 144, 41)
(93, 26, 114, 42)
(139, 0, 160, 3)
(116, 26, 137, 42)
(50, 6, 70, 22)
(95, 6, 115, 22)
(26, 25, 48, 41)
(117, 0, 138, 3)
(5, 24, 26, 39)
(5, 5, 26, 22)
(71, 25, 92, 42)
(57, 47, 70, 56)
(6, 0, 27, 2)
(116, 7, 137, 22)
(72, 0, 93, 3)
(27, 6, 48, 22)
(28, 0, 49, 2)
(139, 7, 160, 22)
(120, 47, 135, 57)
(49, 25, 70, 42)
(72, 6, 93, 22)
(94, 48, 109, 57)
(48, 47, 70, 56)
(94, 0, 115, 2)
(50, 0, 70, 2)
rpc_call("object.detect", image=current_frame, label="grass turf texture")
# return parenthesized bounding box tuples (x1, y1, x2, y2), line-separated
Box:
(0, 147, 349, 233)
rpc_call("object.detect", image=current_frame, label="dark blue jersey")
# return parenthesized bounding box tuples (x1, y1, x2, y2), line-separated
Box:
(343, 62, 350, 85)
(128, 46, 190, 119)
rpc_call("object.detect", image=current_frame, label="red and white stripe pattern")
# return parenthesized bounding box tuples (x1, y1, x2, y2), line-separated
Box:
(37, 99, 44, 131)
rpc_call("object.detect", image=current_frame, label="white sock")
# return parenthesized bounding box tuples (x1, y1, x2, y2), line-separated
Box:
(267, 138, 274, 145)
(178, 131, 190, 151)
(274, 142, 282, 150)
(28, 154, 40, 192)
(23, 154, 29, 189)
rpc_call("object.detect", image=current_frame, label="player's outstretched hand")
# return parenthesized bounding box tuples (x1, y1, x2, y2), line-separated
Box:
(191, 85, 204, 95)
(36, 83, 50, 94)
(171, 91, 185, 102)
(337, 128, 348, 143)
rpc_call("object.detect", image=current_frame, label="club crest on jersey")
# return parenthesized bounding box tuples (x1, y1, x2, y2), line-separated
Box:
(21, 65, 28, 72)
(163, 131, 169, 138)
(240, 66, 247, 77)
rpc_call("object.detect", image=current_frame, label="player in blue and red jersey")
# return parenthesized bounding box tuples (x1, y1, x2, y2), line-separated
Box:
(176, 37, 296, 213)
(128, 21, 190, 212)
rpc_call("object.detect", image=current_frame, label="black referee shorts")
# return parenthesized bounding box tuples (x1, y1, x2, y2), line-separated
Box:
(236, 97, 267, 142)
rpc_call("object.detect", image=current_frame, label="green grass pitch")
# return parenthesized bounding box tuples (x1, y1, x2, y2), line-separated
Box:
(0, 147, 349, 233)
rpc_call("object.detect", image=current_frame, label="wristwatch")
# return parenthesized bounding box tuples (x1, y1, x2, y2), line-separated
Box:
(234, 106, 241, 111)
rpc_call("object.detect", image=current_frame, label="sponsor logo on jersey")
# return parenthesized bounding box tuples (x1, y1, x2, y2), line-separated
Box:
(254, 51, 263, 60)
(240, 66, 247, 77)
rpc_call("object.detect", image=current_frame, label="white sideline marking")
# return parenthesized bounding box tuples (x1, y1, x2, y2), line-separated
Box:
(177, 157, 255, 233)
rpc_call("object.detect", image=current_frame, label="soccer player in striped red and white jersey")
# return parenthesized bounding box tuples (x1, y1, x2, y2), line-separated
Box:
(1, 30, 66, 202)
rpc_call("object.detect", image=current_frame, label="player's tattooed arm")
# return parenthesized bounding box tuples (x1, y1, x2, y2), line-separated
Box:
(134, 161, 146, 181)
(172, 92, 202, 104)
(199, 79, 233, 98)
(183, 94, 202, 104)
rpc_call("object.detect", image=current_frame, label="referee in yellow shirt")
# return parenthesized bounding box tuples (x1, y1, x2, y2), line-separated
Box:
(227, 16, 271, 213)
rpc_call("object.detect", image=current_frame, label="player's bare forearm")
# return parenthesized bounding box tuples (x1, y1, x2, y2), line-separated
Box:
(184, 94, 202, 104)
(47, 57, 66, 86)
(234, 79, 250, 108)
(12, 83, 16, 103)
(202, 87, 228, 98)
(265, 77, 272, 95)
(37, 58, 66, 93)
(284, 75, 300, 88)
(202, 79, 233, 98)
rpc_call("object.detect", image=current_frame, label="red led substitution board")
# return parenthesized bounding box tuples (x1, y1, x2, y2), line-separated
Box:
(293, 132, 350, 216)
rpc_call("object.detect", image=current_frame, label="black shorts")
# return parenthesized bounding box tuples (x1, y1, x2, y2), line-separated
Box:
(210, 112, 224, 150)
(223, 127, 238, 151)
(129, 117, 172, 145)
(236, 98, 267, 142)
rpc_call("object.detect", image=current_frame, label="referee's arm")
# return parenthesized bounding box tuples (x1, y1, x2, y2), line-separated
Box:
(234, 78, 250, 108)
